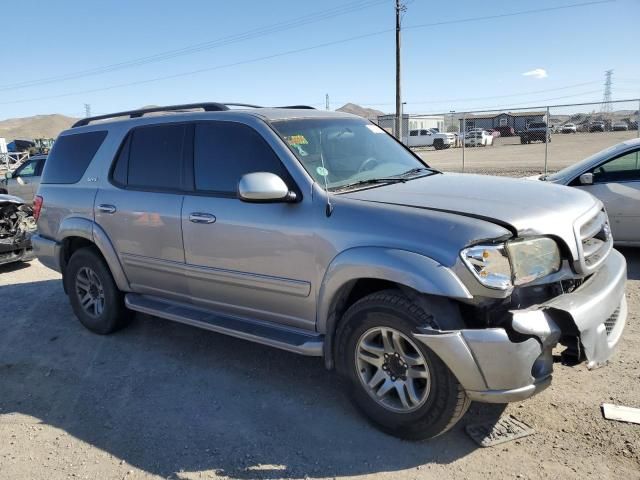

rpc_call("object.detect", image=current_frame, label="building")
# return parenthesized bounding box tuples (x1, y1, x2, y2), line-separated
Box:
(458, 111, 547, 132)
(376, 114, 445, 137)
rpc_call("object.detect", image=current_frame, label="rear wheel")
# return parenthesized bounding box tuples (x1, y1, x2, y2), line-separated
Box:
(64, 248, 132, 334)
(336, 290, 470, 440)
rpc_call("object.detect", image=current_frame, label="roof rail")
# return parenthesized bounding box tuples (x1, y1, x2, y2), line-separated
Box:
(72, 102, 317, 127)
(72, 102, 230, 127)
(276, 105, 316, 109)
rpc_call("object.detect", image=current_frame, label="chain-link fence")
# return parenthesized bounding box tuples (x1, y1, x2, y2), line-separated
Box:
(377, 99, 640, 177)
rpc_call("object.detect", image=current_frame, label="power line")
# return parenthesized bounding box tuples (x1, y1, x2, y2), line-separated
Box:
(0, 0, 615, 106)
(0, 0, 387, 92)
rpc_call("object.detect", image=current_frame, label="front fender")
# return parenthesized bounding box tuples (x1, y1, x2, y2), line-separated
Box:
(57, 217, 130, 291)
(317, 247, 472, 368)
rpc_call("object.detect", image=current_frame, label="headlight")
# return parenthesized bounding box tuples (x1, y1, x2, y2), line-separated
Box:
(506, 237, 561, 285)
(461, 238, 561, 290)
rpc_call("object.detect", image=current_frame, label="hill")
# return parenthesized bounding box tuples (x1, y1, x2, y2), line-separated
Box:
(0, 114, 78, 140)
(336, 103, 385, 120)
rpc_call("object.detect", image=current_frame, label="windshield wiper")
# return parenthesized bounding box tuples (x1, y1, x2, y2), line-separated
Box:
(331, 177, 408, 192)
(397, 167, 439, 178)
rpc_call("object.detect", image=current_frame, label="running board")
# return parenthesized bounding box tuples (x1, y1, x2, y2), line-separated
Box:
(124, 293, 324, 356)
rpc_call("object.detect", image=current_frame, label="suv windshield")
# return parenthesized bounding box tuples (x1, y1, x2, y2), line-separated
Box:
(272, 118, 430, 190)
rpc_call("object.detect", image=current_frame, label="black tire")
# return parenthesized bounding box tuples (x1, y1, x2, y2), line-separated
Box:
(433, 139, 444, 150)
(335, 290, 470, 440)
(64, 247, 132, 334)
(520, 137, 526, 144)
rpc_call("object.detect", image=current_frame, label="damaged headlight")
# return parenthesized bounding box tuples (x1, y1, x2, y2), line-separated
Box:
(461, 237, 561, 290)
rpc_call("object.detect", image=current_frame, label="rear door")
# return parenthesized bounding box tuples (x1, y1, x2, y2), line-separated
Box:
(181, 120, 316, 330)
(576, 148, 640, 243)
(95, 123, 190, 300)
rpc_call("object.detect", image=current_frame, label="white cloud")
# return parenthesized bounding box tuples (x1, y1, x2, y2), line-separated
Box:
(522, 68, 548, 79)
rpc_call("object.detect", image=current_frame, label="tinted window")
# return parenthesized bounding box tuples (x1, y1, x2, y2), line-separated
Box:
(126, 124, 185, 190)
(194, 122, 287, 193)
(409, 130, 418, 136)
(593, 150, 640, 182)
(41, 131, 106, 184)
(14, 159, 38, 177)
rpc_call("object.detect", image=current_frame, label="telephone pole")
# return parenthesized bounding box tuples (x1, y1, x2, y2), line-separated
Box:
(395, 0, 404, 141)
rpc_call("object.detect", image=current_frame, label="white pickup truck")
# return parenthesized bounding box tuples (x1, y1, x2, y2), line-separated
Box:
(406, 129, 456, 150)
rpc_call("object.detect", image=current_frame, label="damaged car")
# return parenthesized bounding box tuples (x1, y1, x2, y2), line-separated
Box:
(33, 104, 627, 440)
(0, 194, 36, 266)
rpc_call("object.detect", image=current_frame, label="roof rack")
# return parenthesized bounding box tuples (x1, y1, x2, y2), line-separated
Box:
(72, 102, 230, 127)
(72, 102, 317, 127)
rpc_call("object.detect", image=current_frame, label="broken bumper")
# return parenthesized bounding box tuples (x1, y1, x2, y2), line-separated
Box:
(0, 237, 34, 266)
(415, 249, 627, 403)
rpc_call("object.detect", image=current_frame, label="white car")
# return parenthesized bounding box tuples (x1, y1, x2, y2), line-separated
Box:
(561, 123, 577, 133)
(406, 129, 456, 150)
(464, 129, 494, 147)
(536, 138, 640, 245)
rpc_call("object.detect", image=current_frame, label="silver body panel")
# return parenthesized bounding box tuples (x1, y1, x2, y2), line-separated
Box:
(34, 108, 628, 404)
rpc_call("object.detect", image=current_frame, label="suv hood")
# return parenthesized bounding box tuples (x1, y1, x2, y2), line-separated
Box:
(343, 173, 599, 256)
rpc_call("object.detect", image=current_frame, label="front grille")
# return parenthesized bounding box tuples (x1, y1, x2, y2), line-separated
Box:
(578, 209, 612, 271)
(605, 307, 620, 336)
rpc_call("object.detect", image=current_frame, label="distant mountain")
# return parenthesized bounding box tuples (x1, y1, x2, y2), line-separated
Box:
(0, 114, 78, 140)
(336, 103, 385, 120)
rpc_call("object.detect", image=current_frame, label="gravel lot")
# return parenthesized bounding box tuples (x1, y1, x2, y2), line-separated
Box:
(417, 130, 639, 175)
(1, 159, 639, 479)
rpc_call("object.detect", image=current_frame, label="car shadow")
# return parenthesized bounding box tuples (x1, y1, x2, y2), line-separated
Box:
(0, 279, 506, 479)
(0, 260, 32, 275)
(618, 247, 640, 281)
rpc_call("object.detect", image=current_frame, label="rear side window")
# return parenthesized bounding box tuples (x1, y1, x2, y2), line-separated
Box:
(112, 124, 186, 190)
(194, 122, 287, 194)
(41, 131, 107, 184)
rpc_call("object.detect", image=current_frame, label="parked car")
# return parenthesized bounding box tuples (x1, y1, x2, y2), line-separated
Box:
(589, 121, 606, 132)
(464, 129, 494, 147)
(494, 125, 515, 137)
(537, 138, 640, 245)
(407, 129, 456, 150)
(561, 123, 577, 133)
(33, 103, 627, 440)
(0, 154, 47, 202)
(519, 122, 551, 144)
(612, 122, 628, 131)
(485, 128, 501, 138)
(0, 194, 35, 266)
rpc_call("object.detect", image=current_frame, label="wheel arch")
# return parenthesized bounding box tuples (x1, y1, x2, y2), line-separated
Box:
(57, 217, 130, 292)
(317, 247, 472, 369)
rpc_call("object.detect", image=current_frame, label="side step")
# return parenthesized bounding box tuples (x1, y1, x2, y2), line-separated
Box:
(125, 293, 324, 356)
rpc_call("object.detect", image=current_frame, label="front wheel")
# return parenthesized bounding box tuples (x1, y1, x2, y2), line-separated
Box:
(335, 291, 470, 440)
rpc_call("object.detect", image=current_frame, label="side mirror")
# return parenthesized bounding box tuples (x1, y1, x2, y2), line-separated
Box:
(5, 172, 12, 179)
(238, 172, 296, 203)
(16, 176, 25, 185)
(579, 173, 594, 185)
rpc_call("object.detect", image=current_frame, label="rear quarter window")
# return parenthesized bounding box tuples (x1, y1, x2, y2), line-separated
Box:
(41, 131, 107, 184)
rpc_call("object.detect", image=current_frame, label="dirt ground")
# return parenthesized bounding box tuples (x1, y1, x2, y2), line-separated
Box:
(417, 130, 639, 175)
(0, 250, 638, 480)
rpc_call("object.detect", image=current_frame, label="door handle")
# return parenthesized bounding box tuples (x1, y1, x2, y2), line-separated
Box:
(97, 204, 117, 214)
(189, 212, 216, 224)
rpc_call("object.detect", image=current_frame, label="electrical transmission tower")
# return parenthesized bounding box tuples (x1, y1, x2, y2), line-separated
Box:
(600, 70, 613, 116)
(84, 103, 91, 117)
(325, 93, 330, 111)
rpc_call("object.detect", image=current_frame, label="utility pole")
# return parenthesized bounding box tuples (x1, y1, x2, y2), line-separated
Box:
(84, 103, 91, 118)
(395, 0, 405, 141)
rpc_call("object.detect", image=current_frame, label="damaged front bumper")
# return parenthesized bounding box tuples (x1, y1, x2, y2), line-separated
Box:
(415, 249, 627, 403)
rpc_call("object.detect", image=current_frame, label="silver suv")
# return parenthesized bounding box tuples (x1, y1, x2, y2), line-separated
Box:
(33, 103, 627, 440)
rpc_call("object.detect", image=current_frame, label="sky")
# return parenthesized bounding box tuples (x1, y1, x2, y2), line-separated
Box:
(0, 0, 639, 120)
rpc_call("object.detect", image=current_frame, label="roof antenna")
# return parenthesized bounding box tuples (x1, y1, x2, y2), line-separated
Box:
(318, 131, 333, 217)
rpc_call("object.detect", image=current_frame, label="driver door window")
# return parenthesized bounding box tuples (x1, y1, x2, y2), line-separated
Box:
(15, 160, 37, 177)
(593, 150, 640, 183)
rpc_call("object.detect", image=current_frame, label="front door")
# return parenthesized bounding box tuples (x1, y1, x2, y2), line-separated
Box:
(577, 148, 640, 243)
(181, 121, 316, 331)
(95, 122, 189, 300)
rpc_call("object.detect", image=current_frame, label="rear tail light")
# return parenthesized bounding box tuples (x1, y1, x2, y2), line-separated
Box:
(33, 195, 43, 221)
